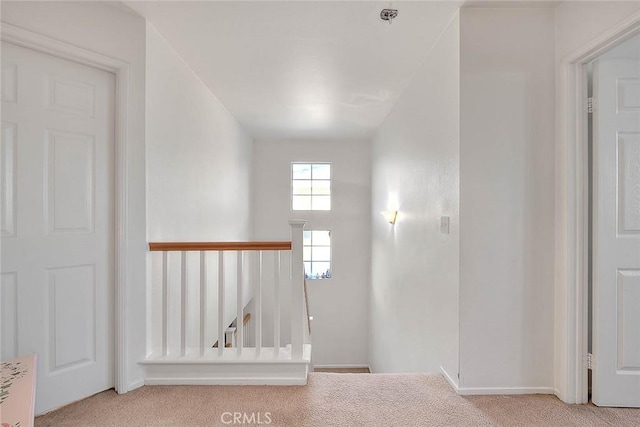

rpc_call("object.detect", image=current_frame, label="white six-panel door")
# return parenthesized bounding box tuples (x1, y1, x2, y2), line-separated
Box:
(1, 41, 115, 414)
(593, 57, 640, 407)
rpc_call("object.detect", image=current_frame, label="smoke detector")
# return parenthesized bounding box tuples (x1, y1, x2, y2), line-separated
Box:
(380, 9, 398, 24)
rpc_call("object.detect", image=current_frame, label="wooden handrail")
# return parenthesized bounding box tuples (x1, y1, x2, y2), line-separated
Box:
(149, 241, 292, 252)
(242, 313, 252, 326)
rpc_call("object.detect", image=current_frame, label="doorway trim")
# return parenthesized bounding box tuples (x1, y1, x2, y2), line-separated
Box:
(1, 23, 130, 393)
(556, 11, 640, 404)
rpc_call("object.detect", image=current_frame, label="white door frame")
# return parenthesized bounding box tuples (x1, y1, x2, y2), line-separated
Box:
(1, 23, 130, 393)
(556, 12, 640, 404)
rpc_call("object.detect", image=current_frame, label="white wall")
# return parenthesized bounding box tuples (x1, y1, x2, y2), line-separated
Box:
(459, 7, 556, 391)
(1, 0, 147, 391)
(553, 0, 640, 402)
(145, 24, 254, 353)
(369, 13, 460, 379)
(146, 25, 252, 242)
(252, 139, 371, 367)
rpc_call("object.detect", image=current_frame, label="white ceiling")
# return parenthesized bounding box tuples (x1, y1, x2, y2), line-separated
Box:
(126, 1, 461, 141)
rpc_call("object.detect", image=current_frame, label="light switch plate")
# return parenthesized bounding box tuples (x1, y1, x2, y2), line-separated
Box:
(440, 216, 450, 234)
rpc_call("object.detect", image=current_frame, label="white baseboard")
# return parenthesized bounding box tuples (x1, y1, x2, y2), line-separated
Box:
(457, 386, 555, 396)
(553, 388, 563, 401)
(439, 367, 554, 395)
(144, 377, 307, 386)
(126, 379, 145, 392)
(439, 366, 459, 393)
(313, 364, 370, 370)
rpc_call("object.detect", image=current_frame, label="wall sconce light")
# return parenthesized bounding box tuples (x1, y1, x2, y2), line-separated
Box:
(381, 210, 398, 225)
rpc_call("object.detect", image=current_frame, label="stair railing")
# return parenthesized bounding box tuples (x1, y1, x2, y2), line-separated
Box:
(147, 220, 308, 361)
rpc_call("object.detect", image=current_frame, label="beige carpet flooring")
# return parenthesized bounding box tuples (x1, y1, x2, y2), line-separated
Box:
(36, 373, 640, 427)
(313, 367, 370, 373)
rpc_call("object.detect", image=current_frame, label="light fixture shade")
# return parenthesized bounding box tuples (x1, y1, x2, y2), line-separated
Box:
(381, 210, 398, 224)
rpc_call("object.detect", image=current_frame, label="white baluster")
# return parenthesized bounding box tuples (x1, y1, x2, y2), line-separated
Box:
(218, 251, 225, 356)
(244, 320, 249, 348)
(162, 251, 168, 357)
(274, 251, 280, 358)
(255, 251, 263, 357)
(199, 251, 206, 357)
(181, 251, 187, 357)
(236, 251, 244, 356)
(273, 251, 280, 357)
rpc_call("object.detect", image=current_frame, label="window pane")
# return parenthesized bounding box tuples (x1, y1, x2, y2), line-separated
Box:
(292, 180, 312, 195)
(311, 180, 330, 195)
(292, 163, 311, 179)
(312, 164, 330, 180)
(292, 195, 311, 210)
(311, 262, 331, 278)
(304, 262, 312, 278)
(308, 265, 322, 279)
(312, 230, 330, 246)
(304, 229, 331, 280)
(291, 163, 331, 212)
(311, 196, 331, 210)
(312, 246, 331, 261)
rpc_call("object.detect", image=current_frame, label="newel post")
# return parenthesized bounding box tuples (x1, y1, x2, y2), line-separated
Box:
(289, 219, 307, 359)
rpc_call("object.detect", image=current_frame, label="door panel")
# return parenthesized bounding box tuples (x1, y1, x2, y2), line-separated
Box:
(0, 41, 115, 414)
(617, 131, 640, 234)
(1, 121, 16, 237)
(45, 130, 95, 233)
(593, 58, 640, 407)
(617, 269, 640, 370)
(1, 272, 18, 359)
(47, 265, 96, 372)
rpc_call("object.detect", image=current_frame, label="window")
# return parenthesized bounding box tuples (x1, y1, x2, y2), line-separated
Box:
(303, 230, 331, 280)
(291, 163, 331, 211)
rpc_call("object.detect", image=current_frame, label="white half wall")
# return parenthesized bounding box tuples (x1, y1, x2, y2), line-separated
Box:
(369, 13, 460, 380)
(252, 139, 371, 367)
(1, 0, 147, 391)
(459, 7, 556, 391)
